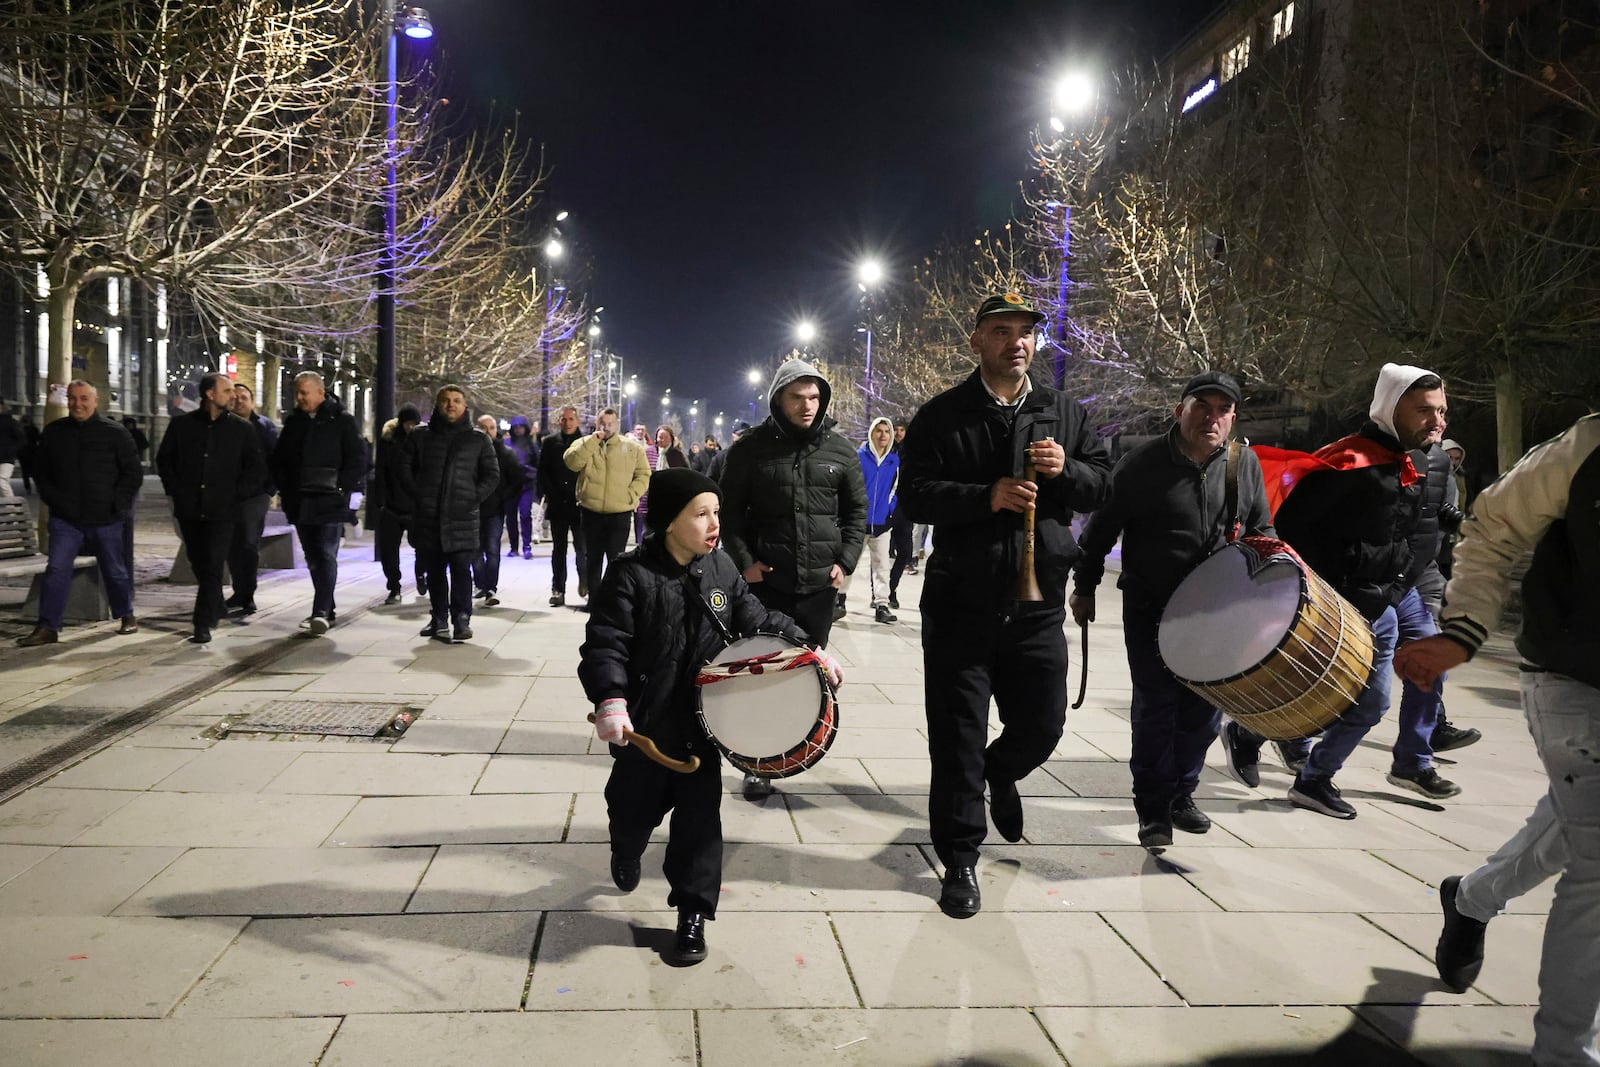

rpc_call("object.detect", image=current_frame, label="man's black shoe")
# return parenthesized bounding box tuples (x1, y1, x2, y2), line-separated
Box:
(1387, 767, 1463, 799)
(577, 576, 589, 598)
(987, 775, 1024, 842)
(1432, 720, 1483, 753)
(417, 577, 428, 596)
(420, 619, 446, 639)
(874, 604, 897, 624)
(1170, 794, 1212, 834)
(549, 592, 565, 607)
(1289, 774, 1357, 819)
(1272, 740, 1310, 773)
(384, 591, 402, 606)
(452, 624, 473, 643)
(672, 912, 708, 965)
(611, 854, 641, 893)
(225, 596, 256, 616)
(473, 589, 489, 600)
(1220, 720, 1262, 788)
(189, 627, 212, 645)
(1138, 818, 1174, 848)
(938, 865, 981, 919)
(1435, 874, 1487, 993)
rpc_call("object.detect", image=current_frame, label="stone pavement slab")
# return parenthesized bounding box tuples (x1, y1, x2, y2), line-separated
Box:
(0, 842, 53, 883)
(144, 744, 306, 793)
(1101, 912, 1497, 1006)
(262, 751, 489, 795)
(973, 845, 1222, 912)
(832, 910, 1182, 1008)
(1033, 1006, 1415, 1066)
(1357, 1005, 1539, 1065)
(0, 1018, 340, 1067)
(407, 842, 624, 913)
(475, 752, 610, 793)
(525, 911, 857, 1010)
(1163, 846, 1441, 913)
(0, 916, 247, 1017)
(1365, 912, 1543, 1005)
(42, 745, 202, 791)
(72, 791, 357, 848)
(0, 846, 183, 915)
(389, 717, 513, 755)
(697, 1007, 1065, 1067)
(328, 793, 572, 847)
(114, 846, 435, 916)
(321, 1011, 697, 1066)
(0, 787, 139, 845)
(716, 841, 937, 911)
(786, 792, 930, 845)
(176, 912, 540, 1016)
(494, 718, 595, 754)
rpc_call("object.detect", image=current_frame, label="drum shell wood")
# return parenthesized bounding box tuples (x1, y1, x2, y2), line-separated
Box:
(1160, 550, 1377, 742)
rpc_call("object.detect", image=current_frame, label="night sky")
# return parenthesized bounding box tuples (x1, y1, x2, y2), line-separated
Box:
(437, 0, 1228, 425)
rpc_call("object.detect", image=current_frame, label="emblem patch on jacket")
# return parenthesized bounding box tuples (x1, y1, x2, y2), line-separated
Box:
(708, 588, 729, 613)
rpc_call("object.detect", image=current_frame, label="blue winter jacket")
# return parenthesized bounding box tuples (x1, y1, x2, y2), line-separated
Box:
(858, 441, 899, 532)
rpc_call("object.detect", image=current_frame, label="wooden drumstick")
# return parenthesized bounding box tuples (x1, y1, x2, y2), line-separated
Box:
(587, 712, 702, 774)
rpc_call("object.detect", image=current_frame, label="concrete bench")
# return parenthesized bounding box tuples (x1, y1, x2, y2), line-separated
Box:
(168, 510, 303, 584)
(0, 497, 112, 623)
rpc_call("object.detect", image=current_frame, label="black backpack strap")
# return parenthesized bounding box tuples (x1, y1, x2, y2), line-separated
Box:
(1224, 439, 1242, 543)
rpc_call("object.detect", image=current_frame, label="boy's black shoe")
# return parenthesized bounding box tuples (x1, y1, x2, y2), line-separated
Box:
(611, 854, 641, 893)
(1435, 875, 1487, 993)
(384, 591, 402, 605)
(832, 595, 847, 622)
(1432, 720, 1482, 752)
(1220, 720, 1261, 788)
(672, 912, 708, 965)
(1170, 794, 1211, 834)
(938, 865, 981, 918)
(741, 774, 774, 800)
(1289, 774, 1357, 819)
(987, 774, 1024, 842)
(1138, 818, 1174, 848)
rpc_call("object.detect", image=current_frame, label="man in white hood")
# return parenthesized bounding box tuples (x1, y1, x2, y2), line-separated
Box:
(1239, 363, 1459, 818)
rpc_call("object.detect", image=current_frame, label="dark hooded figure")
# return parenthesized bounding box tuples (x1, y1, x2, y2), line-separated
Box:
(503, 415, 540, 558)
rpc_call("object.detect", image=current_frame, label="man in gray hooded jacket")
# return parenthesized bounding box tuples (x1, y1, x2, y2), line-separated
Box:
(718, 359, 868, 796)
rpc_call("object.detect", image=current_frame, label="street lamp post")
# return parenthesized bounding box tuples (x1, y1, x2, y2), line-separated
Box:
(539, 236, 565, 430)
(1047, 71, 1095, 389)
(857, 259, 884, 425)
(375, 4, 433, 430)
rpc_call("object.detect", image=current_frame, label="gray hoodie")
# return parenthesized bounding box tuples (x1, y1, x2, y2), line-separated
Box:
(768, 359, 833, 440)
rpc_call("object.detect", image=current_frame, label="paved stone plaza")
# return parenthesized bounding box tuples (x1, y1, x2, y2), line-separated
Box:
(0, 506, 1569, 1065)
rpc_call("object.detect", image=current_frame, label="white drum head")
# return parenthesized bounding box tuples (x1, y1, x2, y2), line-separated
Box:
(700, 636, 825, 759)
(1158, 545, 1304, 683)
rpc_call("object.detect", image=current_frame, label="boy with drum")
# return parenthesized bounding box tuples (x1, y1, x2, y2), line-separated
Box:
(579, 467, 842, 965)
(1071, 371, 1275, 847)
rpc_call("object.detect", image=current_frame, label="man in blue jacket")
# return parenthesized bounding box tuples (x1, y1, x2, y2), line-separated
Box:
(855, 416, 900, 624)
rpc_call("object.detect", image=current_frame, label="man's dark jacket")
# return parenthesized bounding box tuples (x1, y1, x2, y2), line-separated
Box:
(35, 415, 142, 525)
(0, 411, 23, 463)
(537, 428, 584, 518)
(369, 417, 415, 524)
(399, 412, 498, 555)
(485, 437, 523, 519)
(156, 409, 265, 522)
(578, 538, 806, 760)
(272, 394, 364, 526)
(245, 412, 279, 498)
(900, 371, 1112, 614)
(1276, 422, 1450, 621)
(718, 369, 868, 596)
(505, 418, 540, 497)
(1076, 428, 1274, 609)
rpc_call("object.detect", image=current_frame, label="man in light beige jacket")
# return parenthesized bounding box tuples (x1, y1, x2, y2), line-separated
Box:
(564, 407, 650, 607)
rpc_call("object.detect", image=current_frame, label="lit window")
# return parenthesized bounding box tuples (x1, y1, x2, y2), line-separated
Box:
(1271, 2, 1296, 45)
(1221, 35, 1251, 82)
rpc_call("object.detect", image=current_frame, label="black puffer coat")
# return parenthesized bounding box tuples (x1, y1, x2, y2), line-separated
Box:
(579, 538, 807, 760)
(538, 429, 584, 519)
(485, 437, 523, 519)
(34, 414, 142, 525)
(718, 361, 868, 596)
(273, 394, 364, 526)
(399, 413, 498, 554)
(1276, 423, 1441, 621)
(368, 417, 416, 524)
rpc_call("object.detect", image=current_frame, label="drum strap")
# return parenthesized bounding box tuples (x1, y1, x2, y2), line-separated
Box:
(1223, 440, 1242, 544)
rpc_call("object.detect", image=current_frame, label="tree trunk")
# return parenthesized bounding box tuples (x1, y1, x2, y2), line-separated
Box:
(1494, 364, 1523, 477)
(44, 258, 82, 423)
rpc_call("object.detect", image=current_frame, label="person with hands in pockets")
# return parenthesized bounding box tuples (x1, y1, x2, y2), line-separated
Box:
(579, 467, 843, 966)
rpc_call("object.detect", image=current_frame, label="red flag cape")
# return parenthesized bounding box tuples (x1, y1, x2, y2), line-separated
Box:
(1252, 435, 1418, 519)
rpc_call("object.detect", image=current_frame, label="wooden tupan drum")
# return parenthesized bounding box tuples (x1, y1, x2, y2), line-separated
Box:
(1157, 538, 1375, 741)
(694, 633, 839, 779)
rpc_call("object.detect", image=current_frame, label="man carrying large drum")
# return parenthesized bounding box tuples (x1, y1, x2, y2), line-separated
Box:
(1228, 362, 1458, 819)
(1071, 371, 1275, 847)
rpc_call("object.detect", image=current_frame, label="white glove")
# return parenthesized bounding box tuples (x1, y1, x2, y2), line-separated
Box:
(817, 650, 843, 688)
(594, 699, 632, 745)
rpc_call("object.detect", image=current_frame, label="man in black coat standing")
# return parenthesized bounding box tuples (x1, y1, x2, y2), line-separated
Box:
(272, 371, 364, 636)
(475, 413, 523, 607)
(400, 386, 498, 642)
(369, 403, 423, 605)
(899, 293, 1112, 919)
(157, 373, 265, 644)
(537, 404, 587, 607)
(224, 382, 279, 616)
(18, 380, 142, 646)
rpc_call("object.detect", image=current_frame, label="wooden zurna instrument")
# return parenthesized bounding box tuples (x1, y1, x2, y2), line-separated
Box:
(1016, 451, 1044, 602)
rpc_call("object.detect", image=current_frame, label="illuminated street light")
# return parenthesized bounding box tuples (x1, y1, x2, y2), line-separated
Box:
(544, 238, 565, 260)
(796, 320, 817, 344)
(555, 210, 569, 222)
(857, 258, 885, 292)
(746, 368, 762, 385)
(589, 322, 601, 337)
(1053, 71, 1094, 120)
(857, 259, 886, 421)
(396, 6, 433, 38)
(623, 378, 637, 397)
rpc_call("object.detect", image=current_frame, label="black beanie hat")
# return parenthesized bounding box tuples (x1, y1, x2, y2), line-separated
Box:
(397, 403, 422, 426)
(646, 467, 721, 536)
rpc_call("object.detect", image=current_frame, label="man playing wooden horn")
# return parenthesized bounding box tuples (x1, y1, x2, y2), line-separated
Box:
(899, 292, 1111, 919)
(1072, 371, 1274, 848)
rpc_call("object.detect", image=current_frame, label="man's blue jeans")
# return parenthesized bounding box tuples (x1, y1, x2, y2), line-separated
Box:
(1392, 584, 1444, 773)
(40, 516, 133, 630)
(475, 513, 504, 594)
(1302, 604, 1399, 781)
(295, 522, 342, 618)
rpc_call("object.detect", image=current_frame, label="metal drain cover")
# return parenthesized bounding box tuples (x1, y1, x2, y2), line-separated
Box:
(225, 700, 416, 737)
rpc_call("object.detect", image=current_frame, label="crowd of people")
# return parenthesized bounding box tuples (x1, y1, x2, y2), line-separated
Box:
(4, 291, 1594, 1064)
